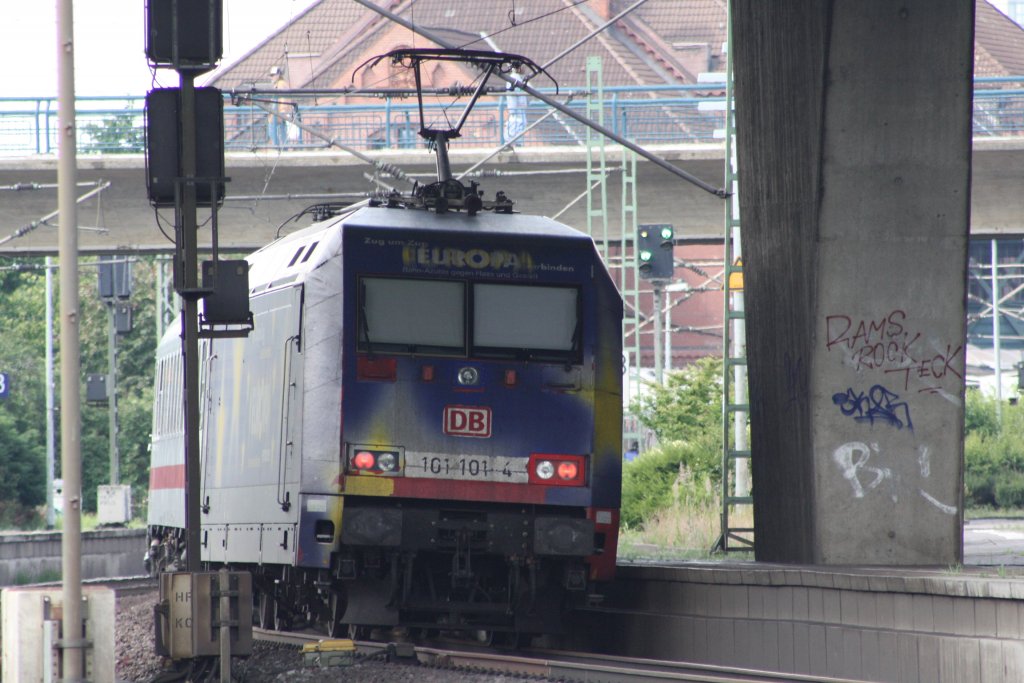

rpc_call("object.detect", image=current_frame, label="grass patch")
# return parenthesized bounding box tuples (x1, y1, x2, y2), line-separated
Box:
(13, 568, 61, 585)
(965, 507, 1024, 520)
(619, 493, 753, 562)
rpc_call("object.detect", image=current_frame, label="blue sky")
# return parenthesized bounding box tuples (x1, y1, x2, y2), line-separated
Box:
(0, 0, 316, 98)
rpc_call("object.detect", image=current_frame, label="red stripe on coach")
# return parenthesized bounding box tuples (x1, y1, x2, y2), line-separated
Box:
(149, 464, 186, 490)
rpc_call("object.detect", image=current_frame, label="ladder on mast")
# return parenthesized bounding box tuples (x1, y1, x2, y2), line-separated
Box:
(714, 8, 754, 554)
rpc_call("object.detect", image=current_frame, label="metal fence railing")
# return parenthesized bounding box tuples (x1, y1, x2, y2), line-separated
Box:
(2, 78, 1024, 157)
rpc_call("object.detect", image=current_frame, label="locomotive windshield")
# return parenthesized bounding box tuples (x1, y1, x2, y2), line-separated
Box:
(473, 283, 579, 358)
(361, 277, 465, 353)
(358, 276, 580, 362)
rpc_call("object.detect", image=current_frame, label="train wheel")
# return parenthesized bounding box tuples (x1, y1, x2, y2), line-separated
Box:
(347, 624, 370, 640)
(258, 590, 275, 630)
(273, 601, 289, 632)
(326, 591, 346, 638)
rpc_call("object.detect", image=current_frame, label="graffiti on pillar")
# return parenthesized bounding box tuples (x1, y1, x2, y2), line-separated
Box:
(824, 309, 963, 394)
(831, 441, 957, 515)
(831, 384, 913, 430)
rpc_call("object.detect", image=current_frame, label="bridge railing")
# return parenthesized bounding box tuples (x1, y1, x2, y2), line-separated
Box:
(2, 78, 1022, 157)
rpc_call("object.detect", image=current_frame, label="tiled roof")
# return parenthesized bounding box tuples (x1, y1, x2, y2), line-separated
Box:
(207, 0, 1024, 93)
(975, 0, 1024, 77)
(621, 0, 728, 77)
(208, 0, 701, 92)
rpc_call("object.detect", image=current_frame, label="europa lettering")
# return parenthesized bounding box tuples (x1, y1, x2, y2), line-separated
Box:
(403, 245, 533, 271)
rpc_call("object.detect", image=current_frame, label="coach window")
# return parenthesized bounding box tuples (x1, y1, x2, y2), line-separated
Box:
(472, 283, 580, 361)
(359, 277, 465, 354)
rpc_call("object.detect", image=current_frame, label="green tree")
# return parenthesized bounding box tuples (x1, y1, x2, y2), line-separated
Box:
(80, 112, 145, 154)
(0, 257, 160, 524)
(623, 357, 725, 528)
(630, 356, 724, 447)
(963, 389, 1024, 508)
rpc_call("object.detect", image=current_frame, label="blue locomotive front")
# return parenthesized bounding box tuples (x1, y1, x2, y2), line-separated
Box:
(147, 205, 622, 637)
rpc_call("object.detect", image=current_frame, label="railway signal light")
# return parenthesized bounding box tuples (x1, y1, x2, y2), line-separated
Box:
(637, 224, 674, 279)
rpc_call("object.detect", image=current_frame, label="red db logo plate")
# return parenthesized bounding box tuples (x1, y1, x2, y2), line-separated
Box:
(443, 405, 492, 438)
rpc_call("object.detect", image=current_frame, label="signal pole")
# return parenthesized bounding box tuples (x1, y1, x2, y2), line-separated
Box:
(180, 70, 203, 573)
(653, 281, 664, 385)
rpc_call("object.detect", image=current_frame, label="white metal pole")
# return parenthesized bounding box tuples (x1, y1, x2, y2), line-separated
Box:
(653, 282, 664, 385)
(45, 257, 55, 529)
(57, 0, 84, 677)
(993, 238, 1003, 421)
(664, 290, 672, 375)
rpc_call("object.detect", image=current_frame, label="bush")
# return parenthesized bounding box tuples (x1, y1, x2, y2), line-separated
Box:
(621, 440, 720, 529)
(623, 358, 725, 529)
(630, 357, 723, 446)
(963, 391, 1024, 509)
(995, 471, 1024, 508)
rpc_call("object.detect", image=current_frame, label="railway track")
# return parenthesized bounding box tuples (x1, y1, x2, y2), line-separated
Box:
(253, 627, 875, 683)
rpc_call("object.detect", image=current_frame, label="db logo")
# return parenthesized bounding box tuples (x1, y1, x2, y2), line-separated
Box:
(444, 405, 492, 438)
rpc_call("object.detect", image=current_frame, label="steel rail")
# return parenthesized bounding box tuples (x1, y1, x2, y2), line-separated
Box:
(252, 627, 874, 683)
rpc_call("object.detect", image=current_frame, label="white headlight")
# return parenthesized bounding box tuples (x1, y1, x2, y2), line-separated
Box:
(377, 452, 397, 471)
(535, 460, 555, 480)
(457, 366, 479, 385)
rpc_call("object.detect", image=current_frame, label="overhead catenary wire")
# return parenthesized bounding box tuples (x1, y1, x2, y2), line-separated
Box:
(0, 181, 112, 246)
(537, 0, 651, 74)
(352, 0, 728, 198)
(237, 97, 417, 189)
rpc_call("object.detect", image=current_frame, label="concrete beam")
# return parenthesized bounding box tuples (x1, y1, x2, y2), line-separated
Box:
(733, 0, 972, 564)
(2, 137, 1024, 255)
(0, 145, 724, 255)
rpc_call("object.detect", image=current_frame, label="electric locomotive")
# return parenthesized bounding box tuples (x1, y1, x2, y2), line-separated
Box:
(146, 201, 623, 636)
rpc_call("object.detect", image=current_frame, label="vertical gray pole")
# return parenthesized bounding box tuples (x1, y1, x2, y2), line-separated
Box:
(180, 72, 203, 572)
(664, 290, 672, 375)
(219, 567, 232, 681)
(107, 304, 119, 484)
(653, 282, 664, 385)
(57, 0, 84, 678)
(45, 257, 55, 529)
(157, 256, 165, 342)
(993, 238, 1002, 421)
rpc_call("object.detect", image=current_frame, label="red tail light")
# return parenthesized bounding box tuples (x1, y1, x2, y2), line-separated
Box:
(353, 451, 376, 470)
(528, 454, 586, 486)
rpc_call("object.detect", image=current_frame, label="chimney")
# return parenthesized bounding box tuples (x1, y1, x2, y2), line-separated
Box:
(593, 0, 611, 20)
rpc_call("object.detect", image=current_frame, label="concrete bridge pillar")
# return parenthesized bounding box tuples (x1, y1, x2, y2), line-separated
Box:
(732, 0, 973, 564)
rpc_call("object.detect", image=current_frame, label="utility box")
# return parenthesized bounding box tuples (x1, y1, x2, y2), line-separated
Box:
(86, 374, 108, 404)
(201, 260, 251, 325)
(114, 302, 133, 334)
(1, 586, 115, 683)
(97, 484, 132, 525)
(97, 255, 132, 300)
(156, 571, 253, 660)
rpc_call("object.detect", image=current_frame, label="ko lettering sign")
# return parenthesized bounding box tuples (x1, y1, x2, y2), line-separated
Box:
(0, 373, 9, 399)
(443, 405, 492, 438)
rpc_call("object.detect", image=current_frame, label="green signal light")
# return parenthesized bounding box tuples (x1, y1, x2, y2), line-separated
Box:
(639, 249, 653, 262)
(660, 227, 673, 240)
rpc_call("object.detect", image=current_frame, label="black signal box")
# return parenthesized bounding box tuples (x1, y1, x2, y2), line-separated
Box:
(146, 0, 223, 71)
(201, 260, 251, 325)
(637, 224, 674, 279)
(145, 87, 225, 207)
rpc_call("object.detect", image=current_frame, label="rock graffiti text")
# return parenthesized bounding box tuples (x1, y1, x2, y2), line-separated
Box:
(825, 309, 963, 393)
